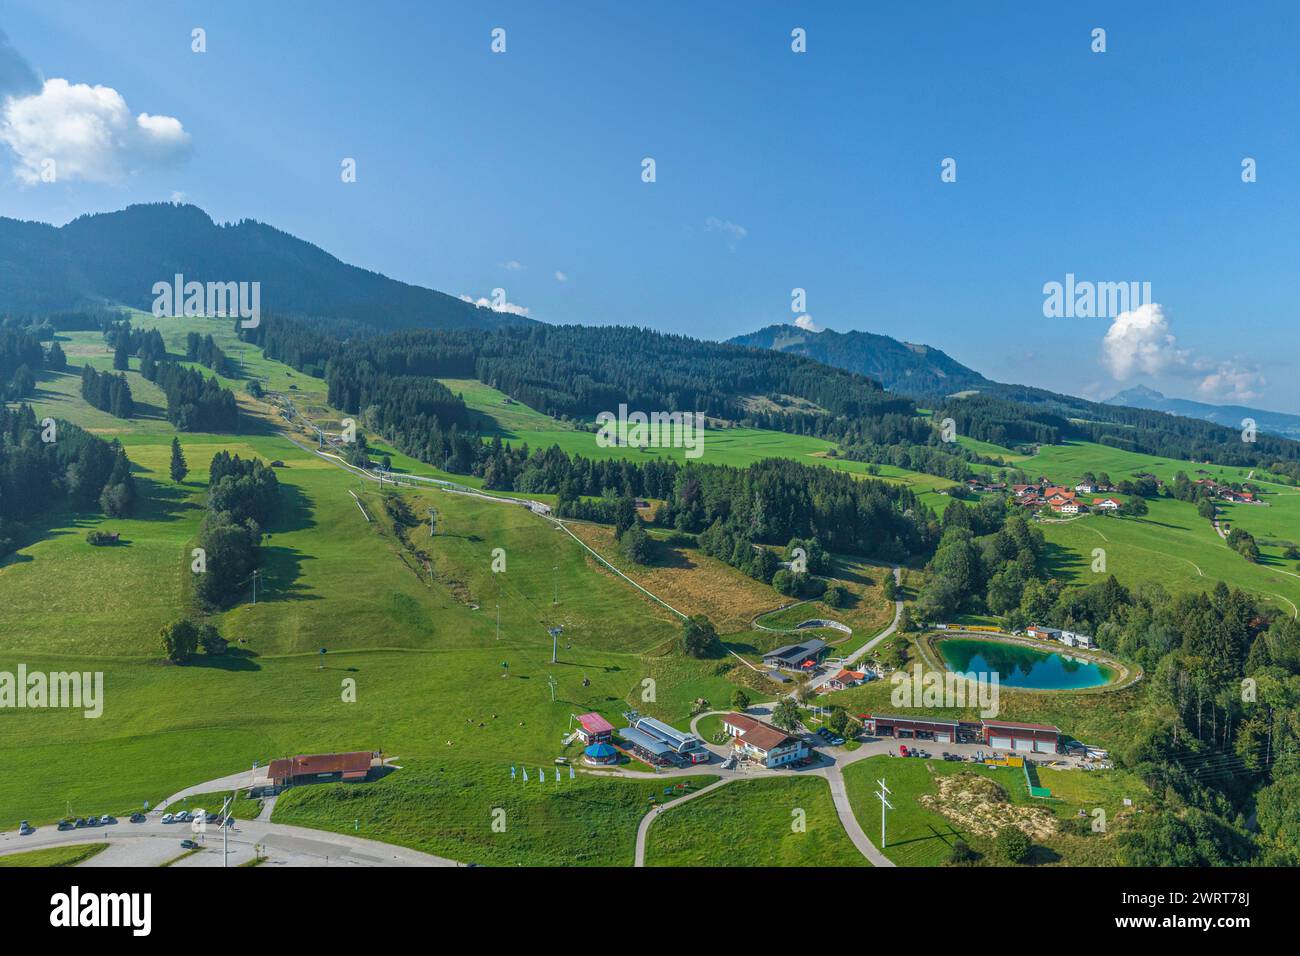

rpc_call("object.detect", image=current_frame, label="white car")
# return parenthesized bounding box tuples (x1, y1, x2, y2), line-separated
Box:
(161, 812, 175, 824)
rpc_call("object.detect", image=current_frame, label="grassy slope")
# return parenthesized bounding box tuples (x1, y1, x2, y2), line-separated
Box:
(842, 754, 1146, 866)
(4, 324, 749, 825)
(271, 757, 718, 867)
(644, 776, 867, 867)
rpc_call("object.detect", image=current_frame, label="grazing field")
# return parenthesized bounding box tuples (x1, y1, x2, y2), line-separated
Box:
(0, 843, 108, 867)
(842, 755, 1143, 866)
(644, 776, 867, 867)
(1037, 499, 1300, 617)
(0, 371, 751, 824)
(272, 758, 718, 866)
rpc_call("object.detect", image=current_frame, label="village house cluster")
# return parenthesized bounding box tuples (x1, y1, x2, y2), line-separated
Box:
(1008, 478, 1122, 514)
(1193, 477, 1259, 504)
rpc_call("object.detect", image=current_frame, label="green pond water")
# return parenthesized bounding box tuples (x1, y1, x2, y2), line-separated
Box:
(938, 638, 1116, 690)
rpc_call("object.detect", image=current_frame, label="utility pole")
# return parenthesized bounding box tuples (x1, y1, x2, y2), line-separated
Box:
(874, 779, 894, 849)
(548, 625, 563, 664)
(220, 795, 232, 868)
(547, 674, 558, 702)
(251, 569, 259, 605)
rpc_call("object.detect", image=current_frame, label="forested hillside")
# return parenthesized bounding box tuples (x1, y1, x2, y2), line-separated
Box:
(0, 204, 529, 332)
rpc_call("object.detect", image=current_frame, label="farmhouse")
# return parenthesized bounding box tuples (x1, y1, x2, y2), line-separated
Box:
(983, 719, 1060, 754)
(1092, 497, 1122, 511)
(825, 668, 869, 691)
(268, 750, 379, 787)
(574, 712, 614, 746)
(1056, 499, 1087, 515)
(763, 638, 828, 672)
(722, 713, 808, 768)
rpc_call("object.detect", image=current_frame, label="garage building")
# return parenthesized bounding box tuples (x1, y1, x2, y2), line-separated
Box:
(858, 714, 961, 744)
(982, 719, 1060, 754)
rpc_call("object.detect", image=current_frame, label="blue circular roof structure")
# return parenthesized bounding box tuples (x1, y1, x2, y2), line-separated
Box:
(584, 742, 617, 759)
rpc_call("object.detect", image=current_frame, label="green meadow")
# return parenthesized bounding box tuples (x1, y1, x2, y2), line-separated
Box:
(272, 757, 719, 867)
(644, 776, 867, 867)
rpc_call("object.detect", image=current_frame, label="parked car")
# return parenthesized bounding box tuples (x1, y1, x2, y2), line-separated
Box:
(18, 821, 34, 835)
(173, 811, 190, 823)
(180, 839, 199, 850)
(86, 816, 100, 827)
(161, 813, 175, 824)
(73, 818, 87, 828)
(899, 745, 909, 756)
(129, 813, 146, 823)
(57, 820, 74, 831)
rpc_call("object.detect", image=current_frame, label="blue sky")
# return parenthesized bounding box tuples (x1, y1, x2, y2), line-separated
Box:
(2, 1, 1299, 410)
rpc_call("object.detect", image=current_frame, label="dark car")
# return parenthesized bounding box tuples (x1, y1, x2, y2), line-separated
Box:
(57, 820, 74, 831)
(73, 818, 87, 828)
(129, 813, 146, 823)
(86, 816, 100, 827)
(180, 839, 200, 850)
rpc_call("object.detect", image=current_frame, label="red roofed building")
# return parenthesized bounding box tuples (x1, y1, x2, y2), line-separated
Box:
(574, 712, 614, 745)
(268, 751, 379, 787)
(826, 668, 868, 691)
(722, 713, 808, 768)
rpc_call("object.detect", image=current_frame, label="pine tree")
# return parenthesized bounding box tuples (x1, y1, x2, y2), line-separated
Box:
(170, 437, 188, 483)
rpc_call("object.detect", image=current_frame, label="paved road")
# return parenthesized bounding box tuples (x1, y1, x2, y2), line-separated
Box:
(0, 816, 459, 868)
(633, 777, 732, 867)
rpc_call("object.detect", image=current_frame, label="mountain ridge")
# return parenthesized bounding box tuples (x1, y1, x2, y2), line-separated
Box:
(0, 202, 530, 332)
(1104, 384, 1300, 440)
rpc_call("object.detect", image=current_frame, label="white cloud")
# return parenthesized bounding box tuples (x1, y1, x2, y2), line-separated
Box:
(459, 293, 531, 317)
(1198, 363, 1265, 404)
(704, 216, 747, 249)
(1, 77, 190, 184)
(554, 270, 567, 282)
(1101, 302, 1267, 403)
(1100, 303, 1184, 379)
(502, 260, 524, 272)
(794, 314, 822, 332)
(170, 190, 186, 203)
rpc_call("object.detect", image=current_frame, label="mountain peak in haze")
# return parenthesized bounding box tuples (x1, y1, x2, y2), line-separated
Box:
(0, 202, 531, 332)
(1105, 383, 1300, 440)
(727, 323, 991, 397)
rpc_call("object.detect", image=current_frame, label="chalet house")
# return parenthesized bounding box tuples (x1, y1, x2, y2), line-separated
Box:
(1012, 484, 1035, 497)
(1075, 482, 1097, 494)
(825, 668, 869, 691)
(1026, 625, 1061, 641)
(1056, 499, 1086, 514)
(722, 713, 808, 768)
(1092, 497, 1122, 511)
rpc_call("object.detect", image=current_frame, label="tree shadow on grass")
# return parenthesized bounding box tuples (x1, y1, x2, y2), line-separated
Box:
(184, 647, 262, 672)
(256, 545, 317, 603)
(265, 481, 315, 535)
(1038, 541, 1083, 581)
(133, 476, 203, 523)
